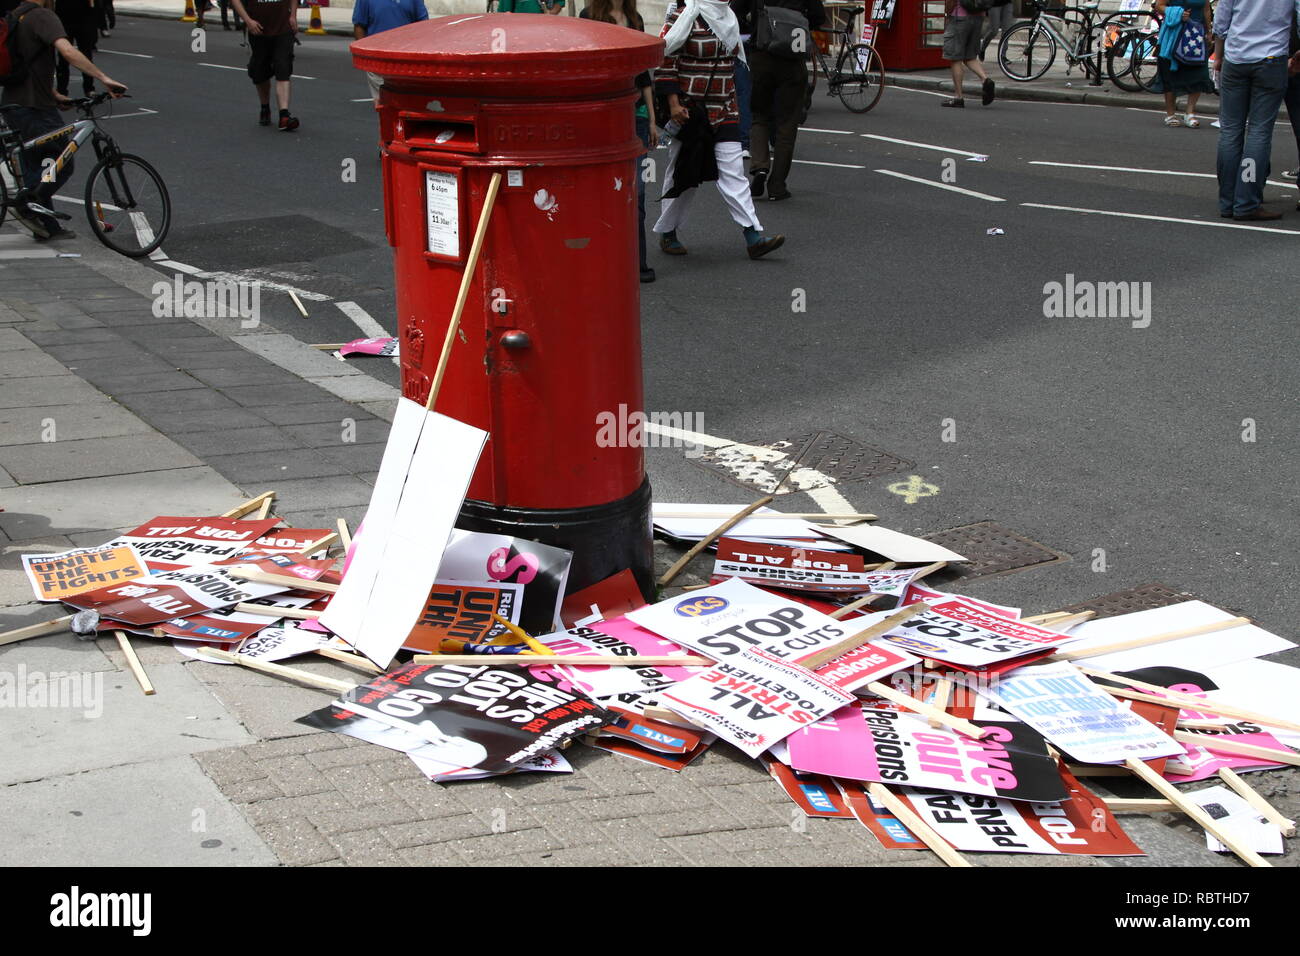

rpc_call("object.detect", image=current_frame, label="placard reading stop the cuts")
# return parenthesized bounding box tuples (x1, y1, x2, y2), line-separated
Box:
(425, 169, 461, 258)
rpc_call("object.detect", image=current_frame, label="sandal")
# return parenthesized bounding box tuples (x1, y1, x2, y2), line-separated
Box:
(1164, 114, 1182, 127)
(1184, 114, 1200, 128)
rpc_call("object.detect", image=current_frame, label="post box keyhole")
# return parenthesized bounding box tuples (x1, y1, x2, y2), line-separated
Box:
(500, 330, 531, 350)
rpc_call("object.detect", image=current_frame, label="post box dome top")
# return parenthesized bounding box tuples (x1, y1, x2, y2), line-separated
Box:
(352, 14, 665, 88)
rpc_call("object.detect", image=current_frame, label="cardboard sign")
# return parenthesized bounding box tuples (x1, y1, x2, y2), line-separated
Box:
(159, 592, 317, 644)
(1201, 658, 1300, 750)
(902, 581, 1021, 620)
(710, 539, 878, 593)
(320, 400, 486, 667)
(842, 767, 1144, 856)
(626, 578, 855, 664)
(813, 635, 918, 693)
(763, 757, 855, 818)
(652, 503, 825, 543)
(1189, 786, 1286, 856)
(216, 528, 335, 562)
(64, 565, 284, 628)
(872, 597, 1078, 668)
(333, 662, 610, 773)
(788, 705, 1068, 802)
(533, 616, 704, 699)
(174, 621, 341, 663)
(402, 580, 523, 654)
(587, 707, 712, 771)
(104, 516, 280, 571)
(339, 337, 397, 358)
(22, 543, 148, 602)
(818, 523, 968, 563)
(411, 749, 572, 783)
(975, 661, 1183, 765)
(560, 568, 647, 627)
(436, 530, 573, 635)
(660, 646, 855, 758)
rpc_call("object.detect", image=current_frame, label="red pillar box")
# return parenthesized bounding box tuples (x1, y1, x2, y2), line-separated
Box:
(872, 0, 948, 72)
(352, 16, 664, 599)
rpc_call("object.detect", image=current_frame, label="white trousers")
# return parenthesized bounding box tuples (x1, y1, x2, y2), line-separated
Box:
(653, 139, 762, 234)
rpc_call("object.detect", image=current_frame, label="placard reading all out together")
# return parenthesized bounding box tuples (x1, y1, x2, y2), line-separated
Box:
(425, 169, 460, 257)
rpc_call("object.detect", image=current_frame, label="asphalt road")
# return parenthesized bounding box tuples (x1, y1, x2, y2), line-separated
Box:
(66, 15, 1300, 636)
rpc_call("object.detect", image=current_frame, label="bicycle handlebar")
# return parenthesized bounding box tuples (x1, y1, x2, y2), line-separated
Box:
(71, 91, 130, 115)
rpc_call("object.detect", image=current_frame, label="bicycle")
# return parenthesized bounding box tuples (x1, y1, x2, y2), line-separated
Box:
(806, 6, 886, 114)
(1098, 4, 1162, 92)
(998, 0, 1109, 84)
(0, 91, 171, 258)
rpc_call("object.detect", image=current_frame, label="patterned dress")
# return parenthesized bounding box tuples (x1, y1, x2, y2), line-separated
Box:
(1154, 0, 1216, 96)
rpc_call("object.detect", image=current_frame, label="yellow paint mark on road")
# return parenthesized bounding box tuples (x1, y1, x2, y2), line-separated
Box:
(888, 475, 939, 504)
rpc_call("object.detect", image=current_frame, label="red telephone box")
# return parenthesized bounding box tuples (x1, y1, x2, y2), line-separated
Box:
(872, 0, 949, 71)
(352, 16, 664, 600)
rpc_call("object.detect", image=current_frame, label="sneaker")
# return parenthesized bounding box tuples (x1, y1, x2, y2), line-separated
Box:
(941, 98, 965, 108)
(259, 105, 271, 127)
(278, 112, 299, 132)
(750, 168, 768, 197)
(982, 78, 995, 106)
(10, 204, 51, 240)
(659, 235, 688, 256)
(746, 234, 784, 259)
(741, 148, 751, 160)
(1283, 168, 1299, 181)
(35, 227, 76, 242)
(768, 189, 792, 201)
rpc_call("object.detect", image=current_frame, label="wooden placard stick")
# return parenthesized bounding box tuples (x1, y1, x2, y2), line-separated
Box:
(864, 680, 985, 740)
(221, 491, 275, 520)
(292, 532, 338, 560)
(233, 604, 322, 620)
(1023, 610, 1074, 625)
(287, 290, 309, 318)
(254, 495, 275, 520)
(866, 783, 974, 867)
(1177, 718, 1231, 731)
(1172, 730, 1300, 768)
(796, 603, 924, 670)
(1102, 798, 1177, 813)
(1051, 616, 1251, 662)
(309, 343, 345, 350)
(1216, 767, 1297, 837)
(314, 646, 384, 674)
(410, 653, 714, 667)
(226, 566, 339, 594)
(336, 518, 352, 552)
(1040, 610, 1095, 632)
(114, 630, 155, 696)
(195, 647, 354, 694)
(658, 495, 775, 587)
(927, 678, 952, 729)
(655, 510, 877, 521)
(1080, 665, 1300, 735)
(0, 613, 77, 647)
(426, 171, 503, 413)
(1124, 757, 1272, 867)
(828, 563, 896, 620)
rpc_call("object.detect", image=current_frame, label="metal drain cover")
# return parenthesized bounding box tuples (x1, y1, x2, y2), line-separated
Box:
(923, 522, 1069, 579)
(690, 431, 912, 495)
(1050, 582, 1215, 620)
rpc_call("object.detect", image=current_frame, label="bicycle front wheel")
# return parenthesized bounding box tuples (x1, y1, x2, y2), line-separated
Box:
(1129, 33, 1160, 93)
(0, 173, 8, 232)
(84, 153, 171, 258)
(834, 43, 885, 114)
(999, 22, 1057, 82)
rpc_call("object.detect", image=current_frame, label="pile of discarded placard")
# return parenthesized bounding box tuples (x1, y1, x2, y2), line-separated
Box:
(5, 180, 1297, 867)
(7, 469, 1300, 868)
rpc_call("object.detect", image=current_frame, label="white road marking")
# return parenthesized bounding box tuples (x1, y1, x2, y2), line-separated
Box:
(291, 75, 316, 81)
(1023, 202, 1300, 234)
(335, 300, 399, 365)
(794, 159, 867, 169)
(1029, 160, 1292, 189)
(799, 127, 856, 135)
(99, 49, 154, 58)
(875, 169, 1005, 201)
(888, 86, 951, 99)
(101, 107, 159, 119)
(1125, 106, 1290, 126)
(54, 195, 121, 211)
(199, 63, 244, 72)
(862, 133, 987, 158)
(641, 422, 858, 517)
(351, 98, 373, 102)
(155, 259, 205, 275)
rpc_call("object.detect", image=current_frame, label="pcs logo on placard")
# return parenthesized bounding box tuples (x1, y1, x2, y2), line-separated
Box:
(674, 595, 729, 618)
(884, 636, 945, 655)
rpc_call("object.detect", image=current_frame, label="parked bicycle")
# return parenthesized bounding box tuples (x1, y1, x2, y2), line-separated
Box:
(0, 92, 170, 258)
(806, 6, 886, 114)
(998, 0, 1111, 84)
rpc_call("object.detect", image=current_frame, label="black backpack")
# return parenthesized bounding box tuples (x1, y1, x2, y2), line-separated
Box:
(0, 2, 38, 89)
(756, 0, 812, 60)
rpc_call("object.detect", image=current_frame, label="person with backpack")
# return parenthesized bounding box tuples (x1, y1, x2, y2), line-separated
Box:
(941, 0, 995, 108)
(733, 0, 825, 202)
(1, 0, 126, 241)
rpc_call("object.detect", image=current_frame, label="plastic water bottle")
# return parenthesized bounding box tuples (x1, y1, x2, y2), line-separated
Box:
(658, 119, 682, 147)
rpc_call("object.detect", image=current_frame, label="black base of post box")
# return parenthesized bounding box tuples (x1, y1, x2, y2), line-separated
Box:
(457, 477, 655, 604)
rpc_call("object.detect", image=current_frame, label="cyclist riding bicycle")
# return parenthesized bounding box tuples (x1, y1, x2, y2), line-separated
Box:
(1, 0, 126, 241)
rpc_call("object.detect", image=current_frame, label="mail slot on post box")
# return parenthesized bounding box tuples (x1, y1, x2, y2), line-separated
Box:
(352, 15, 664, 600)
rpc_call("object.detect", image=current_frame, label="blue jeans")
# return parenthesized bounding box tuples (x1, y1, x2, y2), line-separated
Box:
(8, 106, 73, 233)
(734, 53, 752, 151)
(1216, 58, 1287, 215)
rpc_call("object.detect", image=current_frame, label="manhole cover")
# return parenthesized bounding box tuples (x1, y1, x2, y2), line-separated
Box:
(689, 431, 912, 496)
(1050, 582, 1215, 620)
(923, 522, 1069, 580)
